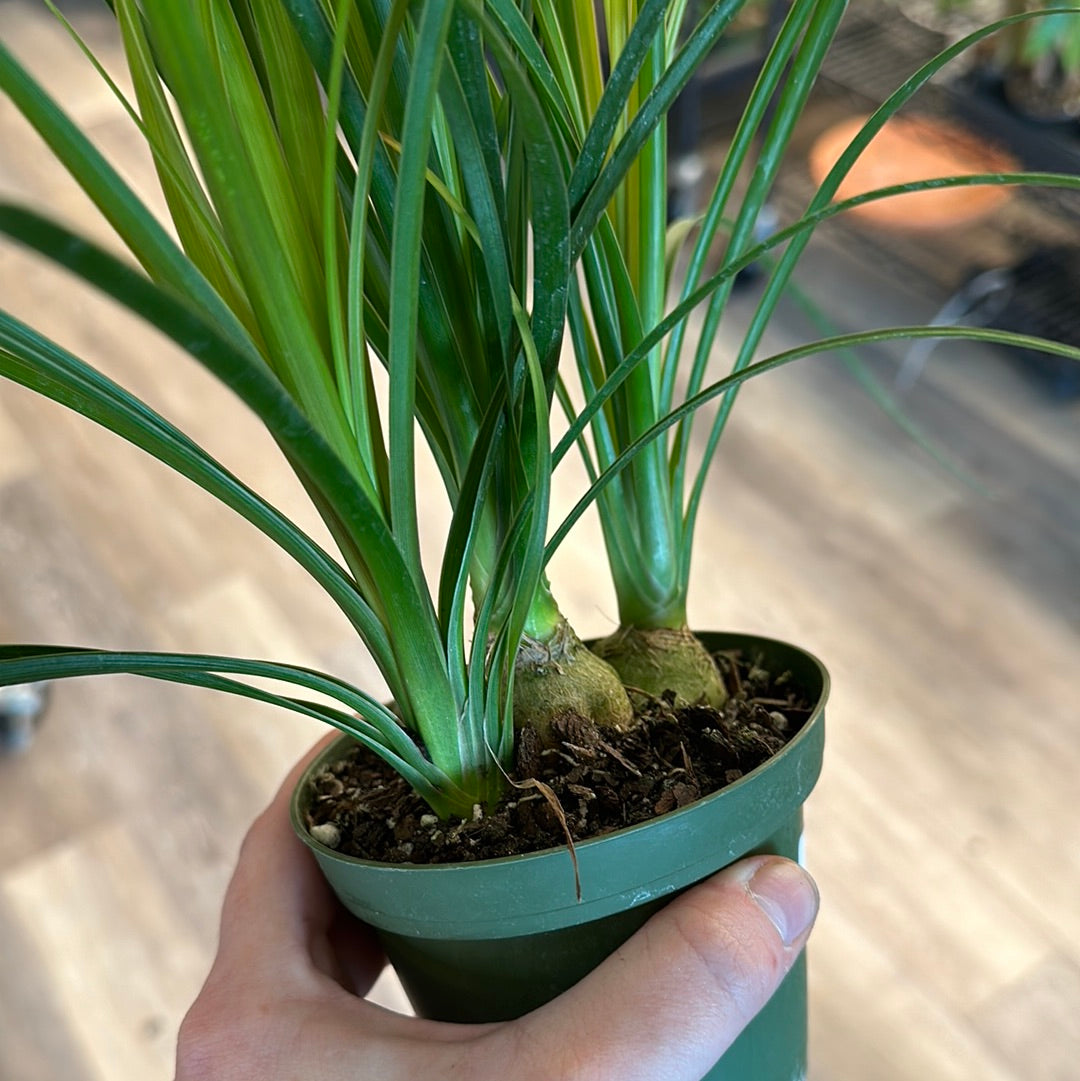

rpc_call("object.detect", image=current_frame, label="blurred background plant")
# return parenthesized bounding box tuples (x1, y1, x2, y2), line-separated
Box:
(898, 0, 1080, 117)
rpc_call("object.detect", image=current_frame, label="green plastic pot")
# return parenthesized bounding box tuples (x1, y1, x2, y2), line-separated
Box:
(291, 631, 828, 1080)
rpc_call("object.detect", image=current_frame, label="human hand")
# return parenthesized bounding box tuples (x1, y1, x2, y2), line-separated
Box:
(176, 742, 819, 1081)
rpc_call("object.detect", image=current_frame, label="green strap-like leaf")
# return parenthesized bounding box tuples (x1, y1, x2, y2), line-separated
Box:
(678, 6, 1079, 595)
(549, 324, 1080, 561)
(470, 1, 571, 383)
(676, 0, 848, 588)
(569, 0, 745, 260)
(567, 0, 667, 210)
(469, 0, 577, 148)
(0, 205, 462, 776)
(0, 38, 256, 359)
(110, 0, 254, 335)
(443, 11, 514, 365)
(555, 168, 1080, 476)
(0, 645, 472, 815)
(282, 0, 481, 506)
(661, 0, 817, 414)
(141, 1, 360, 475)
(0, 310, 399, 663)
(386, 0, 456, 579)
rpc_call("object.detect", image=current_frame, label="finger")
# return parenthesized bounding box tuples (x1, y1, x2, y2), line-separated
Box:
(218, 733, 337, 952)
(501, 856, 819, 1081)
(214, 734, 384, 991)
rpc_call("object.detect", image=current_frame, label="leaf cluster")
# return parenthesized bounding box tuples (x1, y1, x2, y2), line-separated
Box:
(1, 1, 1078, 818)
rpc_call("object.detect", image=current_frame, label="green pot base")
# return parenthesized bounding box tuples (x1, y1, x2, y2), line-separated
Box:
(292, 631, 828, 1080)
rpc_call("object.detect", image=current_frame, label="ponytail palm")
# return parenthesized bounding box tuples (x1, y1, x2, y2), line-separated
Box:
(0, 0, 592, 816)
(2, 0, 1080, 825)
(551, 0, 1080, 705)
(520, 0, 853, 706)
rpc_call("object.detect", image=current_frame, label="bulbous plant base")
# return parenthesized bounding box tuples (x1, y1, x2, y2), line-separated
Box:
(592, 623, 729, 708)
(292, 632, 828, 1080)
(512, 619, 633, 741)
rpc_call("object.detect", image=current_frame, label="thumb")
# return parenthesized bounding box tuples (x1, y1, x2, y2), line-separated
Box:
(505, 856, 818, 1081)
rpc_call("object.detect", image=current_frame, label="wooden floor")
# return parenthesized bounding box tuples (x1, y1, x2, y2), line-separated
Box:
(1, 4, 1078, 1079)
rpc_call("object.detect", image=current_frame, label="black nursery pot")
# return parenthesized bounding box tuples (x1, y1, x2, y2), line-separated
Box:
(292, 631, 828, 1080)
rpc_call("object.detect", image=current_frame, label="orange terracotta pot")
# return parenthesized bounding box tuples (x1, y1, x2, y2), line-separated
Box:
(808, 113, 1018, 231)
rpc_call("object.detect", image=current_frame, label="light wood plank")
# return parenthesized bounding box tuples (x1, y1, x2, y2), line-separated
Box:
(1, 822, 212, 1081)
(0, 399, 36, 486)
(0, 895, 96, 1081)
(972, 954, 1080, 1081)
(809, 904, 1018, 1081)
